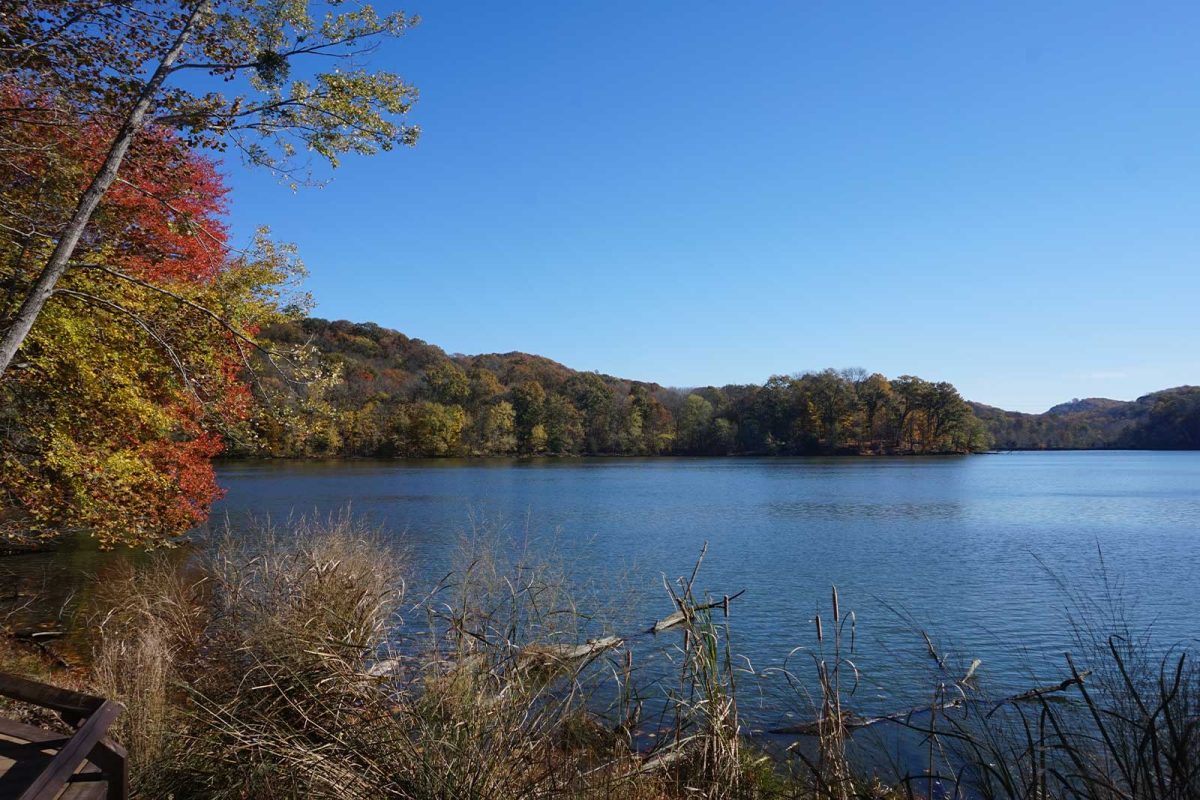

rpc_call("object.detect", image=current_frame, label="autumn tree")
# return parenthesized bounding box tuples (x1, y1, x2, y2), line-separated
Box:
(511, 381, 546, 454)
(398, 401, 465, 456)
(806, 368, 856, 451)
(424, 360, 469, 405)
(0, 0, 420, 377)
(543, 394, 584, 454)
(562, 373, 615, 453)
(677, 394, 714, 454)
(0, 110, 301, 545)
(631, 388, 675, 454)
(473, 400, 516, 455)
(856, 373, 893, 450)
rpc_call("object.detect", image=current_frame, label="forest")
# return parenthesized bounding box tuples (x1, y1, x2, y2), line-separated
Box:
(240, 317, 1200, 461)
(237, 317, 990, 459)
(973, 387, 1200, 450)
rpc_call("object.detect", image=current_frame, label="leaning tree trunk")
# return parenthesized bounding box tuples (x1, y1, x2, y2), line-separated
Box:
(0, 7, 203, 378)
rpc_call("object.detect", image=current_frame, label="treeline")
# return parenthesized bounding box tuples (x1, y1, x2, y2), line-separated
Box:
(973, 387, 1200, 451)
(237, 318, 990, 458)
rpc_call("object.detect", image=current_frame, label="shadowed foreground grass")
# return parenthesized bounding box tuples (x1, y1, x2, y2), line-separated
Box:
(4, 517, 1198, 799)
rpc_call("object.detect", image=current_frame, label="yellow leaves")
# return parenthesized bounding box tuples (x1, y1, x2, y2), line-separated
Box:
(2, 229, 294, 548)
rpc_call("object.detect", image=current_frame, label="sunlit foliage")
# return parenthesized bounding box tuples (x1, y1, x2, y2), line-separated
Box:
(0, 89, 302, 546)
(244, 319, 993, 460)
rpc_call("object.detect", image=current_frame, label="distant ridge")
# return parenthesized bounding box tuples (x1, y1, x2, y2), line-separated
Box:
(1045, 397, 1127, 416)
(971, 386, 1200, 450)
(256, 316, 1200, 454)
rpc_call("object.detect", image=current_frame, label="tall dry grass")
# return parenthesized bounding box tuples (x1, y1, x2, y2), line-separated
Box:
(86, 516, 774, 799)
(767, 574, 1200, 800)
(80, 518, 1199, 800)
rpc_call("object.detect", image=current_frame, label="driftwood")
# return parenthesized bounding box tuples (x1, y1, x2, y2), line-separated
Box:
(769, 669, 1094, 735)
(1001, 670, 1092, 704)
(637, 737, 698, 772)
(648, 589, 746, 634)
(518, 636, 623, 671)
(771, 700, 965, 736)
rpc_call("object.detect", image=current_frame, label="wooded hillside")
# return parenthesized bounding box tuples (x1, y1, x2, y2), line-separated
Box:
(972, 387, 1200, 450)
(239, 318, 990, 458)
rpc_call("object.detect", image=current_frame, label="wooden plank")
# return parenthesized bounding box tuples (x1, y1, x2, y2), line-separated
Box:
(0, 675, 103, 718)
(0, 717, 71, 745)
(87, 739, 128, 800)
(60, 781, 109, 800)
(17, 700, 123, 800)
(0, 747, 56, 796)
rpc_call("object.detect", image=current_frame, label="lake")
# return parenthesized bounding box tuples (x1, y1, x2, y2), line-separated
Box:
(206, 451, 1200, 730)
(4, 451, 1197, 732)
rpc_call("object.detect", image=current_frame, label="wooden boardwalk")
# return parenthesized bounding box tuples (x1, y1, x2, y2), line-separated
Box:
(0, 674, 126, 799)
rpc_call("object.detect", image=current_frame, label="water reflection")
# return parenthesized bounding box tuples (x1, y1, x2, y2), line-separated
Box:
(3, 451, 1198, 733)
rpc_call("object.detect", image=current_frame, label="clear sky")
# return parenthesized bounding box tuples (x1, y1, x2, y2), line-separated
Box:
(223, 1, 1200, 413)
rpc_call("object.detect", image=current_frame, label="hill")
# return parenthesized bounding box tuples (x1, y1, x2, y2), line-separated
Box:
(237, 317, 987, 458)
(971, 387, 1200, 450)
(239, 317, 1199, 457)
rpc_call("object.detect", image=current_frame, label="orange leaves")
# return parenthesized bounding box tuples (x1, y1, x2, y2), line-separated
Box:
(1, 86, 291, 547)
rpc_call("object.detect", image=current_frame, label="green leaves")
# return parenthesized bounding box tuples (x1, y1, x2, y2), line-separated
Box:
(5, 0, 421, 179)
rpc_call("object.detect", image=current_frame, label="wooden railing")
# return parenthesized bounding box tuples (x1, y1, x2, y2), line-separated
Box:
(0, 673, 127, 799)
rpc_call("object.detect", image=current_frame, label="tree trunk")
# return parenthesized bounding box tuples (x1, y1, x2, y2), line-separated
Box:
(0, 7, 203, 378)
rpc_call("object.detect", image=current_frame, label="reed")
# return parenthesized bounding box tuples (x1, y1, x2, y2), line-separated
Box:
(8, 518, 1192, 800)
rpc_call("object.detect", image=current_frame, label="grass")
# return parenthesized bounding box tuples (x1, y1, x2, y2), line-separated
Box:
(0, 519, 1196, 799)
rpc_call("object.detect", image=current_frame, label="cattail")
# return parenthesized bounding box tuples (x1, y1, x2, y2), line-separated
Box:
(815, 613, 824, 642)
(831, 585, 840, 624)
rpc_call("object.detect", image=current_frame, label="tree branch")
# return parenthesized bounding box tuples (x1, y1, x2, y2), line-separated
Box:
(52, 288, 198, 401)
(71, 262, 302, 396)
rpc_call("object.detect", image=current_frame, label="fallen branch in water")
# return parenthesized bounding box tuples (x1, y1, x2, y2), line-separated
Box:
(770, 669, 1094, 735)
(1001, 670, 1093, 703)
(648, 589, 746, 634)
(517, 635, 624, 672)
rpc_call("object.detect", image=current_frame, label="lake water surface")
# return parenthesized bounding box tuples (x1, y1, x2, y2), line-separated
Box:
(3, 452, 1196, 732)
(206, 451, 1200, 729)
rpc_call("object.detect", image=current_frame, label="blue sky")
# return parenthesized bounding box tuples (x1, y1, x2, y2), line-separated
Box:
(224, 2, 1200, 413)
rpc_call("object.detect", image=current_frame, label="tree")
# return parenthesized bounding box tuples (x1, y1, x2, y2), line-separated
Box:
(511, 381, 546, 454)
(890, 375, 928, 451)
(399, 401, 466, 457)
(543, 394, 584, 454)
(677, 394, 714, 454)
(424, 360, 469, 405)
(856, 373, 893, 450)
(468, 367, 505, 408)
(563, 373, 615, 453)
(0, 0, 420, 377)
(806, 368, 856, 452)
(474, 401, 516, 455)
(632, 389, 675, 454)
(1, 125, 300, 545)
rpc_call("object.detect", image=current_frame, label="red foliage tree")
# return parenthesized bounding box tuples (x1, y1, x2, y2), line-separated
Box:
(2, 86, 295, 546)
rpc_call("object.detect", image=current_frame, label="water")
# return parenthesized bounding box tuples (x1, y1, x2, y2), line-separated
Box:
(4, 451, 1197, 732)
(203, 451, 1200, 729)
